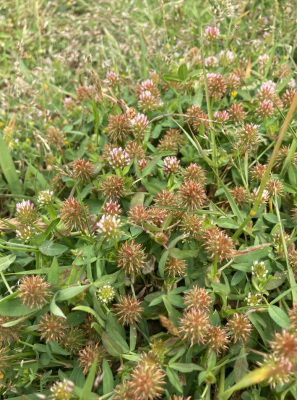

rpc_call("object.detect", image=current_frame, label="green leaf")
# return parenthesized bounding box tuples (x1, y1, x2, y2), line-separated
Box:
(178, 63, 188, 81)
(102, 358, 114, 394)
(47, 257, 59, 285)
(0, 254, 16, 272)
(130, 192, 145, 208)
(163, 296, 182, 327)
(57, 285, 91, 301)
(158, 250, 168, 278)
(130, 325, 137, 351)
(39, 240, 68, 256)
(141, 154, 163, 178)
(0, 297, 38, 316)
(234, 247, 272, 263)
(25, 161, 50, 190)
(163, 74, 182, 82)
(276, 72, 294, 93)
(166, 367, 183, 393)
(268, 305, 290, 329)
(231, 271, 245, 286)
(288, 165, 297, 187)
(216, 179, 244, 224)
(168, 248, 199, 259)
(35, 219, 61, 246)
(94, 271, 120, 288)
(264, 213, 278, 224)
(0, 133, 23, 194)
(102, 332, 124, 356)
(193, 86, 203, 107)
(234, 348, 248, 383)
(216, 217, 239, 229)
(49, 340, 70, 356)
(170, 363, 203, 373)
(80, 354, 98, 400)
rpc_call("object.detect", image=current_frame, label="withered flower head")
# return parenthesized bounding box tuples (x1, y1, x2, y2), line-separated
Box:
(269, 330, 297, 361)
(179, 213, 204, 240)
(78, 344, 109, 374)
(128, 205, 148, 224)
(226, 313, 252, 343)
(274, 145, 297, 171)
(206, 325, 229, 354)
(130, 364, 166, 400)
(99, 175, 124, 200)
(289, 303, 297, 329)
(72, 159, 94, 183)
(259, 354, 293, 388)
(107, 114, 131, 144)
(112, 295, 143, 326)
(46, 126, 65, 149)
(185, 105, 209, 132)
(183, 163, 206, 184)
(203, 226, 234, 262)
(205, 73, 226, 101)
(230, 186, 250, 207)
(113, 381, 133, 400)
(60, 198, 88, 231)
(62, 327, 86, 355)
(251, 163, 267, 181)
(38, 313, 68, 343)
(234, 123, 260, 152)
(178, 179, 207, 210)
(0, 316, 24, 346)
(154, 189, 178, 208)
(179, 308, 210, 346)
(183, 287, 212, 311)
(147, 207, 169, 227)
(101, 200, 122, 216)
(266, 179, 284, 197)
(256, 100, 274, 118)
(165, 257, 187, 277)
(282, 89, 296, 108)
(228, 103, 247, 123)
(118, 240, 147, 279)
(126, 141, 145, 159)
(18, 275, 51, 309)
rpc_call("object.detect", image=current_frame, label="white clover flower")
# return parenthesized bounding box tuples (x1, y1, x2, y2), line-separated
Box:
(37, 190, 54, 208)
(49, 379, 74, 400)
(162, 156, 180, 174)
(97, 285, 115, 304)
(97, 214, 122, 240)
(251, 261, 268, 279)
(246, 292, 261, 306)
(16, 226, 36, 242)
(107, 147, 130, 170)
(288, 78, 296, 89)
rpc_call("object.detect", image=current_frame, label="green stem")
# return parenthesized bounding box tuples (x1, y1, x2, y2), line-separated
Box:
(1, 272, 13, 294)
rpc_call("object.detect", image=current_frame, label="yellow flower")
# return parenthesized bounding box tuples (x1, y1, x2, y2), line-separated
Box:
(44, 83, 48, 89)
(284, 55, 287, 59)
(49, 119, 53, 123)
(26, 138, 31, 143)
(67, 0, 72, 4)
(121, 74, 125, 78)
(38, 49, 43, 54)
(103, 128, 107, 133)
(135, 47, 139, 51)
(179, 58, 185, 63)
(64, 141, 69, 145)
(0, 122, 3, 127)
(27, 54, 32, 59)
(111, 67, 115, 71)
(233, 47, 237, 52)
(166, 44, 170, 50)
(231, 91, 237, 97)
(29, 121, 34, 126)
(20, 105, 24, 109)
(0, 232, 4, 237)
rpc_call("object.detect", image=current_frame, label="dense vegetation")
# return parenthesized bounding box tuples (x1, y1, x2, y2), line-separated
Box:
(0, 0, 297, 399)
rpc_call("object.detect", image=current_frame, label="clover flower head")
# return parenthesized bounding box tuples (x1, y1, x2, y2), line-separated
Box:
(251, 261, 268, 278)
(37, 190, 54, 207)
(97, 285, 115, 304)
(97, 215, 122, 240)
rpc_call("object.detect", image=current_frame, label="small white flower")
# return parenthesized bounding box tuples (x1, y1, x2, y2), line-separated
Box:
(37, 190, 54, 207)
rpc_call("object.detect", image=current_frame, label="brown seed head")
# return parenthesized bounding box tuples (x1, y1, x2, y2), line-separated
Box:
(178, 179, 206, 210)
(38, 313, 67, 343)
(78, 344, 109, 374)
(165, 257, 186, 278)
(107, 114, 132, 144)
(18, 275, 51, 309)
(99, 175, 124, 201)
(183, 163, 206, 184)
(269, 330, 297, 361)
(206, 325, 229, 354)
(72, 159, 94, 183)
(0, 316, 24, 346)
(130, 364, 166, 400)
(128, 205, 148, 224)
(179, 308, 210, 346)
(179, 213, 204, 240)
(118, 240, 147, 278)
(226, 313, 252, 343)
(251, 164, 267, 181)
(112, 295, 143, 326)
(228, 103, 247, 123)
(183, 287, 212, 312)
(230, 186, 250, 207)
(60, 198, 88, 231)
(203, 226, 234, 262)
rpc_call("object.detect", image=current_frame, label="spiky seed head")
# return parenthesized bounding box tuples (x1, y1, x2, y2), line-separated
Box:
(128, 205, 148, 224)
(157, 135, 178, 153)
(112, 295, 143, 326)
(72, 159, 94, 183)
(97, 285, 115, 304)
(154, 189, 178, 207)
(38, 313, 68, 343)
(107, 114, 131, 144)
(18, 275, 51, 309)
(113, 381, 133, 400)
(179, 213, 204, 240)
(251, 164, 267, 181)
(256, 81, 282, 107)
(49, 379, 75, 400)
(164, 129, 185, 149)
(16, 200, 38, 225)
(259, 355, 293, 387)
(178, 179, 207, 210)
(46, 126, 65, 149)
(206, 326, 229, 354)
(282, 89, 296, 108)
(126, 141, 145, 159)
(228, 103, 247, 123)
(149, 339, 167, 364)
(130, 364, 166, 400)
(165, 257, 186, 278)
(274, 145, 297, 171)
(163, 156, 180, 174)
(225, 73, 241, 94)
(183, 287, 212, 311)
(226, 313, 252, 343)
(37, 190, 54, 208)
(256, 100, 274, 118)
(234, 123, 260, 152)
(203, 227, 234, 262)
(62, 327, 85, 355)
(78, 344, 109, 374)
(230, 186, 249, 207)
(118, 240, 146, 279)
(97, 215, 122, 241)
(0, 316, 24, 346)
(147, 207, 168, 227)
(183, 163, 206, 184)
(16, 225, 36, 242)
(269, 330, 297, 361)
(99, 175, 124, 201)
(179, 308, 210, 346)
(101, 200, 122, 216)
(60, 198, 88, 231)
(213, 110, 229, 123)
(289, 303, 297, 329)
(185, 105, 209, 132)
(205, 73, 227, 101)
